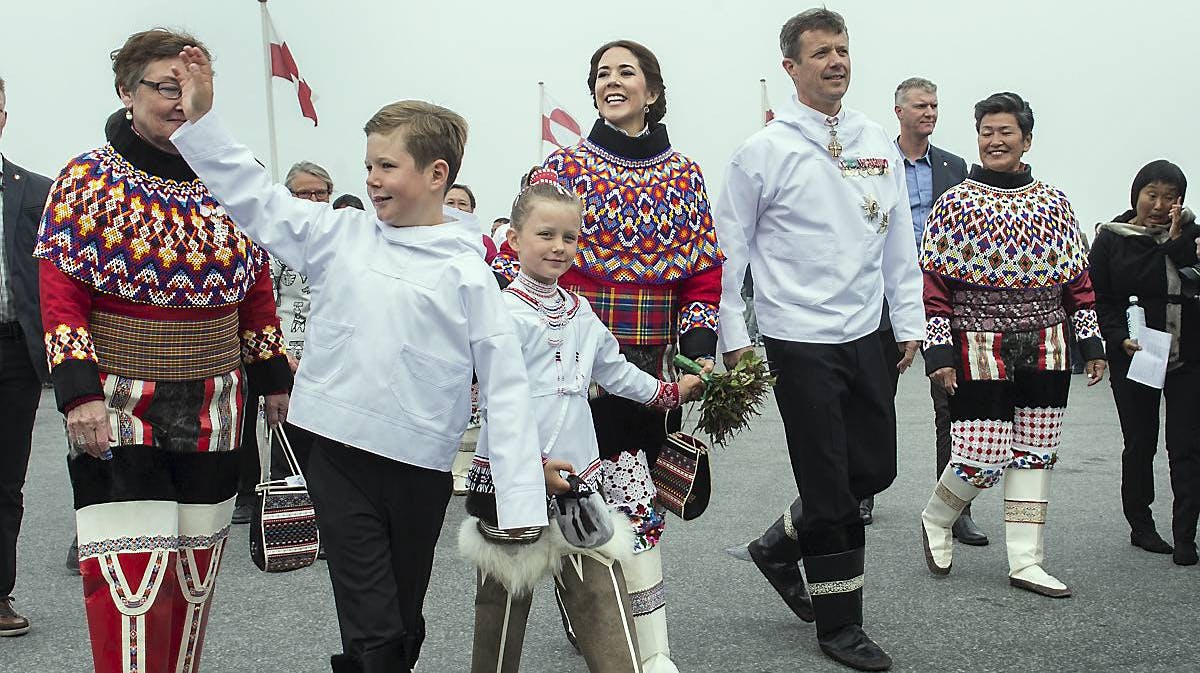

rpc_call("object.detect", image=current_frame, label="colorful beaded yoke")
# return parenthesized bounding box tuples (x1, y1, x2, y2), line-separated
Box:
(920, 179, 1087, 290)
(34, 145, 268, 307)
(545, 143, 722, 285)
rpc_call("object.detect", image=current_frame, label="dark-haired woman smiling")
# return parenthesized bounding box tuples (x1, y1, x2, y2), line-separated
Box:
(1090, 160, 1200, 566)
(492, 39, 722, 673)
(917, 92, 1104, 597)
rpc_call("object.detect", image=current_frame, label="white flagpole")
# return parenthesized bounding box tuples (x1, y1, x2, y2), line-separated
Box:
(537, 81, 546, 165)
(259, 0, 280, 181)
(759, 78, 768, 126)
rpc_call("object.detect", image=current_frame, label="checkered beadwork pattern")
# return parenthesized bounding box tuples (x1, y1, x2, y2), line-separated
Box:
(1072, 308, 1100, 341)
(951, 419, 1013, 469)
(543, 143, 722, 285)
(920, 179, 1088, 290)
(1012, 406, 1065, 451)
(45, 323, 97, 367)
(679, 301, 718, 336)
(34, 145, 269, 308)
(241, 325, 288, 364)
(926, 316, 952, 348)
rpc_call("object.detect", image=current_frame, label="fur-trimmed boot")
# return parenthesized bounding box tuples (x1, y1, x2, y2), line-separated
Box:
(470, 571, 534, 673)
(1004, 469, 1070, 597)
(556, 554, 642, 672)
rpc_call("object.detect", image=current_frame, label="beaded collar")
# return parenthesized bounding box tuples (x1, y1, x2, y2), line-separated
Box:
(505, 271, 581, 346)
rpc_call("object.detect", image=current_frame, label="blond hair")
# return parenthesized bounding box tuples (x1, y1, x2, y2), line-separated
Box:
(364, 101, 467, 192)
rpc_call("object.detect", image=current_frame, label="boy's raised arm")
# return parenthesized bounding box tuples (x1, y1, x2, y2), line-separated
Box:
(168, 45, 343, 284)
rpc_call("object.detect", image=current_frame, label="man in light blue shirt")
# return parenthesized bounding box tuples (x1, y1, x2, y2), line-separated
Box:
(898, 140, 934, 248)
(888, 77, 989, 546)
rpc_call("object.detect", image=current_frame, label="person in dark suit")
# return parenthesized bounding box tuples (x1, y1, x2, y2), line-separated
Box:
(857, 78, 978, 539)
(0, 76, 53, 637)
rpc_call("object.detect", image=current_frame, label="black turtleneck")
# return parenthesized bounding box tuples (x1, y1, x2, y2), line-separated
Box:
(968, 163, 1034, 189)
(585, 119, 671, 160)
(105, 109, 197, 182)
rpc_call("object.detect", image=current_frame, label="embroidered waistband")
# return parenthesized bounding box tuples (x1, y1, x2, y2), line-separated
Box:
(91, 310, 241, 381)
(476, 519, 543, 545)
(951, 287, 1066, 333)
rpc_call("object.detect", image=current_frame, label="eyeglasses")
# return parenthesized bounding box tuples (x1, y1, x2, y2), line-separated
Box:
(139, 79, 183, 100)
(291, 189, 332, 201)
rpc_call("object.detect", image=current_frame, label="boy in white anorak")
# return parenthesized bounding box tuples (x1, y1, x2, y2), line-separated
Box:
(169, 47, 547, 673)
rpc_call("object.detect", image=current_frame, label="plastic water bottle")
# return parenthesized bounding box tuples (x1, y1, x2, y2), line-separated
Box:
(1126, 296, 1145, 342)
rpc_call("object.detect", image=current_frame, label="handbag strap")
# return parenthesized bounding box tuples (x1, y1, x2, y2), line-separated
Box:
(271, 424, 306, 480)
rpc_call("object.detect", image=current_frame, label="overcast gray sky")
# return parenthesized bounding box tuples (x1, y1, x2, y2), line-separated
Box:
(3, 0, 1197, 234)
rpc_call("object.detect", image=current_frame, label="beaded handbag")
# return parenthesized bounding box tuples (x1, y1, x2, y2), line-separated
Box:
(652, 430, 711, 521)
(250, 426, 320, 572)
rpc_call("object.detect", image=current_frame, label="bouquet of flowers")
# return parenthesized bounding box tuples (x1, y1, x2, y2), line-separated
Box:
(674, 351, 776, 448)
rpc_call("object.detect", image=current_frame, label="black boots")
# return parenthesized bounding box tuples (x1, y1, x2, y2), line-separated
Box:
(858, 497, 874, 525)
(952, 504, 989, 546)
(1131, 529, 1174, 554)
(804, 547, 891, 672)
(747, 501, 814, 623)
(331, 638, 417, 672)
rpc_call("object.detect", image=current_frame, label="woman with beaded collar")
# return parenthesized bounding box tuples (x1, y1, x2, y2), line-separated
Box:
(35, 29, 290, 672)
(917, 92, 1105, 598)
(493, 39, 722, 672)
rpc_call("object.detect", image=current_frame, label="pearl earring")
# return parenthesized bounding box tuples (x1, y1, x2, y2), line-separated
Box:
(125, 110, 133, 121)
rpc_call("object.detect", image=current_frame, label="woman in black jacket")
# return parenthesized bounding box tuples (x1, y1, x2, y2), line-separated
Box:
(1089, 160, 1200, 565)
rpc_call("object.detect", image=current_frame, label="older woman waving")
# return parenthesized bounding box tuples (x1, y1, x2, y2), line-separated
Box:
(35, 29, 290, 673)
(916, 92, 1104, 598)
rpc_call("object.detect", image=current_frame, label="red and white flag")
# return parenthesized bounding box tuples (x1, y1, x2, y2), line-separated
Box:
(266, 12, 318, 126)
(541, 90, 582, 149)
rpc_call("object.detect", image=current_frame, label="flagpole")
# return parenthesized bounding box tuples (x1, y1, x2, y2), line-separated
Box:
(759, 78, 768, 126)
(537, 81, 546, 166)
(258, 0, 280, 181)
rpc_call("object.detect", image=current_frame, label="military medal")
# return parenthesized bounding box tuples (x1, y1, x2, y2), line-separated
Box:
(861, 195, 889, 233)
(840, 158, 891, 178)
(825, 116, 842, 158)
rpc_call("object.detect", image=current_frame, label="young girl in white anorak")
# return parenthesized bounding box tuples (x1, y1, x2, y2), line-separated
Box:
(460, 170, 703, 673)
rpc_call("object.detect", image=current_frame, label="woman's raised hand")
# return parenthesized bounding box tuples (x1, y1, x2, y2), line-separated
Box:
(1169, 197, 1184, 239)
(171, 46, 215, 123)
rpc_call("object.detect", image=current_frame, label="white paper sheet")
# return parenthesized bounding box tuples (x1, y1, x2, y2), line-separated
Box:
(1126, 326, 1172, 389)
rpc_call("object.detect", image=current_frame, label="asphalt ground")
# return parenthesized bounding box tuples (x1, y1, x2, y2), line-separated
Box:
(3, 355, 1198, 672)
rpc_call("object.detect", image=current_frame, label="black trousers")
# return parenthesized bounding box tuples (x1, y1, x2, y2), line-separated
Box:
(1110, 360, 1200, 545)
(270, 421, 318, 479)
(236, 393, 261, 500)
(306, 436, 452, 667)
(765, 333, 896, 555)
(876, 328, 902, 395)
(931, 382, 953, 477)
(0, 333, 41, 598)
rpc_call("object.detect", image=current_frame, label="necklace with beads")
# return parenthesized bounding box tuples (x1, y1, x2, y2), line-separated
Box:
(513, 271, 571, 346)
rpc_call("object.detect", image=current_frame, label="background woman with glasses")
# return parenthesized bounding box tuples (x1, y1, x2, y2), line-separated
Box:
(34, 28, 291, 673)
(230, 160, 335, 526)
